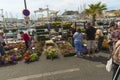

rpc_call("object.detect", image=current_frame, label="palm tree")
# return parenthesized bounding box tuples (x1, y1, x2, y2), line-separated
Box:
(85, 2, 107, 26)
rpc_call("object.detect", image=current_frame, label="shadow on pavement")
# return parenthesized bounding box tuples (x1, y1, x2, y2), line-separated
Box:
(0, 61, 18, 67)
(81, 55, 108, 64)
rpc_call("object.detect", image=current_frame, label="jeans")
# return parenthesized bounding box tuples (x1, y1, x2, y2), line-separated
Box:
(74, 40, 82, 56)
(25, 40, 31, 50)
(0, 46, 5, 56)
(112, 62, 120, 80)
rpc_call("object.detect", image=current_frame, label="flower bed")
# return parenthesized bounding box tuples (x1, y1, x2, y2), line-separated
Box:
(44, 40, 59, 60)
(1, 41, 41, 64)
(4, 43, 17, 51)
(56, 41, 75, 57)
(0, 54, 17, 65)
(22, 50, 39, 63)
(44, 46, 58, 60)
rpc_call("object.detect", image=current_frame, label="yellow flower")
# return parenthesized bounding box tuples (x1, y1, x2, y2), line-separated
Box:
(48, 46, 53, 49)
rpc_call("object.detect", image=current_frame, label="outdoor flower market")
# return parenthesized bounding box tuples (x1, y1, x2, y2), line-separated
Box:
(0, 21, 111, 66)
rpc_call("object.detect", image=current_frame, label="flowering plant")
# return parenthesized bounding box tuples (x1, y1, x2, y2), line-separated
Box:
(44, 46, 58, 59)
(57, 41, 75, 56)
(102, 40, 109, 50)
(22, 51, 31, 62)
(0, 55, 16, 64)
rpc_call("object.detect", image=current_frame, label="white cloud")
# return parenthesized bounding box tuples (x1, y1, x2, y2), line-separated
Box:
(0, 0, 119, 19)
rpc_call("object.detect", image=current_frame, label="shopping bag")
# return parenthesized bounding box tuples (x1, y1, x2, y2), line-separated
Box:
(106, 58, 112, 72)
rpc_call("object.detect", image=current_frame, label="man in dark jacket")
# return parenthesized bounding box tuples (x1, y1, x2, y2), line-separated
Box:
(85, 22, 96, 57)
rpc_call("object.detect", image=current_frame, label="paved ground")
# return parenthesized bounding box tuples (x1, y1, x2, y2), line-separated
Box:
(0, 51, 116, 80)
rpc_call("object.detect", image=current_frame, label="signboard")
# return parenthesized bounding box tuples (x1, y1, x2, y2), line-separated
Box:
(22, 9, 30, 16)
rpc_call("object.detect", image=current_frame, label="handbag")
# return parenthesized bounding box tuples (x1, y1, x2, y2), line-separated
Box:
(2, 42, 6, 46)
(106, 58, 112, 72)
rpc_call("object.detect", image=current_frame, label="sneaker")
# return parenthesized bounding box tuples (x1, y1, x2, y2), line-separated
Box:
(86, 54, 90, 57)
(74, 55, 80, 58)
(74, 55, 78, 57)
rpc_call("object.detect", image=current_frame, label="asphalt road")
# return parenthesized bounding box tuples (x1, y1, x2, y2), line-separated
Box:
(0, 51, 115, 80)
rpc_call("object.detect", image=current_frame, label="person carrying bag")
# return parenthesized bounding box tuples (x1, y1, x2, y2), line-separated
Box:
(112, 39, 120, 80)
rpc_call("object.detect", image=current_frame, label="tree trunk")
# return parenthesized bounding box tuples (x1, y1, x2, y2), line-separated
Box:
(92, 14, 96, 26)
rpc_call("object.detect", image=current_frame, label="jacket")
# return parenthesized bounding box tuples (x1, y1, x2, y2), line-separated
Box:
(112, 40, 120, 65)
(86, 26, 96, 40)
(22, 33, 31, 41)
(73, 32, 83, 42)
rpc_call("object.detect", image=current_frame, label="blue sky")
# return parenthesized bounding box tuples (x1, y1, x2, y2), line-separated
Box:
(0, 0, 119, 19)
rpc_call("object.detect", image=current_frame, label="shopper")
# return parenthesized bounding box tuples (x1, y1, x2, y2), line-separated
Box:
(85, 22, 96, 57)
(73, 28, 83, 57)
(0, 31, 5, 56)
(107, 26, 114, 55)
(112, 38, 120, 80)
(111, 25, 120, 48)
(96, 27, 104, 51)
(20, 31, 31, 50)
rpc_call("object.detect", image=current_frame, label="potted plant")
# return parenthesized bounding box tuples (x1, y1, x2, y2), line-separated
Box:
(44, 46, 58, 60)
(29, 53, 39, 62)
(34, 42, 43, 56)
